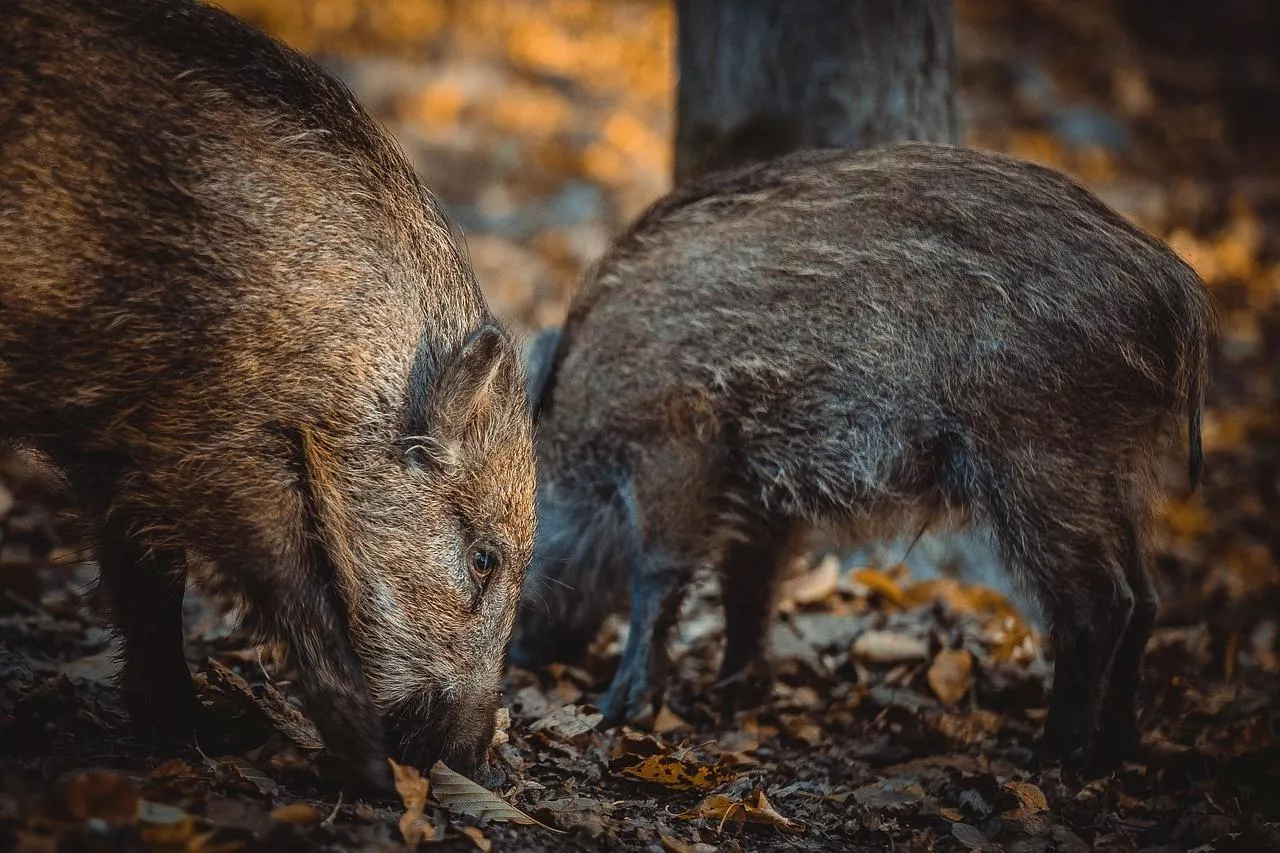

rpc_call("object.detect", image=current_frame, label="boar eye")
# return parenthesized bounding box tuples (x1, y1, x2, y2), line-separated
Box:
(469, 546, 500, 586)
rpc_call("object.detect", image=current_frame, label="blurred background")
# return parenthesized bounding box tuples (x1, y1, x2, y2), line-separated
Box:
(200, 0, 1280, 621)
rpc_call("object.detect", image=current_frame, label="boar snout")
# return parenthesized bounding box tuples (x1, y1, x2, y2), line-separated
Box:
(386, 691, 502, 785)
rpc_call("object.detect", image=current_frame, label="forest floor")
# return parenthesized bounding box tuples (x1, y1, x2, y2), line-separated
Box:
(3, 1, 1280, 850)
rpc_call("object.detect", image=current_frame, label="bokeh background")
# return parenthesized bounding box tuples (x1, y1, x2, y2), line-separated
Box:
(207, 0, 1280, 614)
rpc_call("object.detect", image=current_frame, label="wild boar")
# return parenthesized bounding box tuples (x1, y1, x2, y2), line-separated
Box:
(0, 0, 535, 791)
(513, 143, 1214, 768)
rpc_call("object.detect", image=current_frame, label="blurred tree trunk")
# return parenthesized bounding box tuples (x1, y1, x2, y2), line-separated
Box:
(674, 0, 960, 184)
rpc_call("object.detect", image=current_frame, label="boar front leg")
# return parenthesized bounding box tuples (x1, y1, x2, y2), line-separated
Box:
(599, 446, 713, 725)
(229, 528, 393, 794)
(599, 549, 690, 725)
(96, 521, 198, 741)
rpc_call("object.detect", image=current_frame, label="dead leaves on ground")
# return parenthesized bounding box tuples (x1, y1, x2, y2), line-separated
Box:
(608, 731, 737, 792)
(678, 788, 806, 836)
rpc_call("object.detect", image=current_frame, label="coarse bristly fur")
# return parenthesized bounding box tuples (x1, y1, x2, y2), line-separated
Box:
(512, 143, 1216, 770)
(0, 0, 535, 793)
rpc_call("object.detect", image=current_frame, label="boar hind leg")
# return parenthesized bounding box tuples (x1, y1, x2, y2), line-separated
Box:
(982, 464, 1133, 768)
(95, 523, 197, 741)
(1093, 503, 1157, 765)
(715, 519, 800, 714)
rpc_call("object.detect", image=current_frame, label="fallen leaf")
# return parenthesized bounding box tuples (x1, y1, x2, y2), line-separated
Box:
(257, 680, 324, 750)
(149, 759, 196, 780)
(678, 788, 806, 835)
(939, 806, 965, 821)
(653, 705, 692, 734)
(491, 706, 511, 747)
(952, 822, 999, 851)
(62, 771, 140, 825)
(850, 568, 907, 607)
(781, 715, 823, 747)
(782, 555, 841, 606)
(389, 758, 436, 846)
(137, 799, 199, 846)
(609, 732, 737, 792)
(927, 648, 974, 707)
(660, 831, 718, 853)
(270, 803, 323, 824)
(529, 703, 602, 742)
(852, 630, 928, 663)
(460, 826, 492, 851)
(531, 797, 610, 838)
(60, 649, 119, 685)
(431, 761, 555, 829)
(1003, 781, 1049, 812)
(215, 757, 278, 798)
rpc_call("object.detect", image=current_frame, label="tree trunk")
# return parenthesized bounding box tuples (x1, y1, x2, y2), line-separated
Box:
(674, 0, 960, 184)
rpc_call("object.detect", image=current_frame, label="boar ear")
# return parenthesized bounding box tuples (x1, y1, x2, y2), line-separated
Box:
(523, 326, 562, 423)
(426, 324, 517, 445)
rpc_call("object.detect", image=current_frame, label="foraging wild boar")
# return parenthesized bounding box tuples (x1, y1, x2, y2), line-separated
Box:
(0, 0, 535, 791)
(513, 144, 1215, 767)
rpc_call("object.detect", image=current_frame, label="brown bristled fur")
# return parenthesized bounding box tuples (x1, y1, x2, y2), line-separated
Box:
(514, 143, 1215, 770)
(0, 0, 535, 792)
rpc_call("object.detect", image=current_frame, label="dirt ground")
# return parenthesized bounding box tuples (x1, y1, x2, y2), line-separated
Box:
(3, 1, 1280, 850)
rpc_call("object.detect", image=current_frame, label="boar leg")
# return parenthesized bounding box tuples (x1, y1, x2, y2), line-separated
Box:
(230, 534, 392, 794)
(984, 467, 1132, 767)
(599, 550, 690, 725)
(1092, 509, 1157, 764)
(96, 522, 198, 740)
(715, 519, 800, 713)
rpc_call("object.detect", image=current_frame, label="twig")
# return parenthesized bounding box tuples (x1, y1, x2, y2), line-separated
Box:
(323, 792, 344, 826)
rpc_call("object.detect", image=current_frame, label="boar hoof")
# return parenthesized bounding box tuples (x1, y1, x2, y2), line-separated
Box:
(1089, 719, 1141, 773)
(124, 685, 199, 744)
(713, 661, 774, 717)
(598, 676, 656, 727)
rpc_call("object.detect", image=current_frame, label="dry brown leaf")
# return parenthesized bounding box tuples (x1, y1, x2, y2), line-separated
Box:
(149, 759, 195, 780)
(677, 788, 806, 835)
(653, 705, 692, 734)
(491, 706, 511, 747)
(215, 757, 278, 798)
(1003, 781, 1049, 812)
(430, 761, 556, 829)
(389, 758, 436, 846)
(781, 715, 823, 747)
(62, 771, 140, 825)
(927, 648, 974, 707)
(257, 680, 324, 750)
(850, 567, 907, 607)
(270, 803, 323, 825)
(939, 806, 965, 822)
(851, 630, 928, 663)
(782, 555, 840, 607)
(609, 732, 737, 792)
(460, 826, 492, 852)
(951, 822, 999, 851)
(660, 832, 718, 853)
(138, 801, 199, 848)
(529, 703, 602, 742)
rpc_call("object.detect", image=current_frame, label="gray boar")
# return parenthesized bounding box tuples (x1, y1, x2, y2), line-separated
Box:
(0, 0, 535, 792)
(513, 143, 1214, 768)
